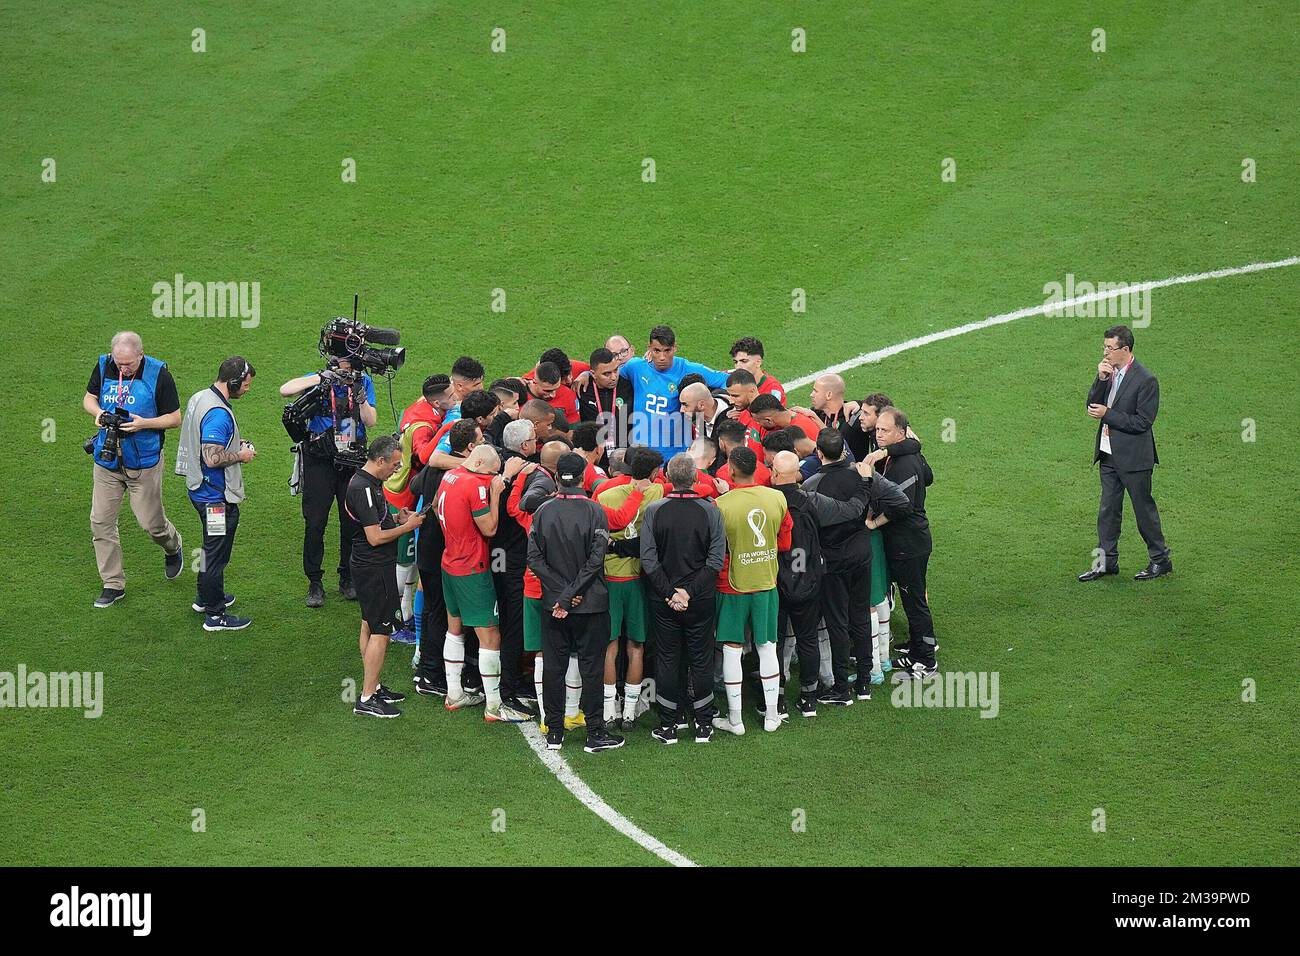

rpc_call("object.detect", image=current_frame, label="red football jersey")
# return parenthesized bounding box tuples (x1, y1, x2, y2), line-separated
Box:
(521, 360, 589, 424)
(756, 373, 785, 405)
(435, 467, 494, 576)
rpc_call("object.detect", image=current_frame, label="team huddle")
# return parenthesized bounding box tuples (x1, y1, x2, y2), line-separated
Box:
(344, 326, 938, 753)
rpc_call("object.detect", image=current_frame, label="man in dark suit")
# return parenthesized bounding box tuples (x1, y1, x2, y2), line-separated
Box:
(1079, 325, 1172, 582)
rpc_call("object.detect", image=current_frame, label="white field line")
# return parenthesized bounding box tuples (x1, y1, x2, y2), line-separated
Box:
(785, 256, 1300, 390)
(524, 253, 1297, 867)
(518, 721, 697, 867)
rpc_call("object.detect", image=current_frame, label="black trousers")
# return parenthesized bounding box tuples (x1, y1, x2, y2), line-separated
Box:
(416, 565, 447, 682)
(416, 563, 480, 687)
(1097, 457, 1170, 566)
(193, 500, 239, 615)
(493, 564, 526, 700)
(779, 596, 822, 695)
(541, 610, 608, 735)
(650, 597, 717, 723)
(819, 560, 872, 690)
(889, 552, 936, 665)
(302, 453, 358, 584)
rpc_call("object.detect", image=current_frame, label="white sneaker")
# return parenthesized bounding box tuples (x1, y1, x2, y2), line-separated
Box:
(712, 716, 745, 736)
(445, 691, 486, 711)
(763, 715, 782, 733)
(485, 702, 532, 723)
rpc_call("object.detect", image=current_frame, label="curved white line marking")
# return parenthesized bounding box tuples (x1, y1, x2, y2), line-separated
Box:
(524, 254, 1298, 866)
(518, 722, 697, 867)
(786, 256, 1300, 389)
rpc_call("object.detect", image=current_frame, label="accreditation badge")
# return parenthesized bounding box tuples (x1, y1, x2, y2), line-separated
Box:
(205, 504, 227, 537)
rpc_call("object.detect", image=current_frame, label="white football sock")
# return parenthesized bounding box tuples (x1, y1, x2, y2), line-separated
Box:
(875, 601, 891, 663)
(480, 648, 502, 711)
(444, 631, 465, 698)
(817, 621, 833, 688)
(869, 615, 882, 676)
(534, 655, 545, 726)
(397, 563, 417, 620)
(623, 680, 641, 720)
(565, 655, 581, 718)
(722, 644, 744, 725)
(757, 642, 780, 717)
(603, 683, 618, 722)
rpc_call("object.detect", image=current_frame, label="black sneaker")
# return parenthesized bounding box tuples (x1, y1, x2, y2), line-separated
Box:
(545, 728, 564, 751)
(853, 679, 873, 701)
(306, 581, 325, 608)
(354, 695, 401, 718)
(797, 694, 818, 718)
(816, 686, 854, 707)
(93, 588, 125, 609)
(192, 594, 235, 612)
(776, 693, 788, 721)
(676, 717, 691, 731)
(339, 579, 357, 601)
(375, 683, 406, 704)
(620, 713, 638, 732)
(164, 535, 184, 580)
(892, 656, 938, 681)
(584, 728, 625, 753)
(203, 613, 252, 632)
(503, 696, 537, 717)
(694, 720, 714, 743)
(651, 723, 678, 745)
(412, 675, 447, 697)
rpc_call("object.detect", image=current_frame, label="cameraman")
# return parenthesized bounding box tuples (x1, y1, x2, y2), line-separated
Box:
(280, 358, 377, 607)
(85, 331, 184, 609)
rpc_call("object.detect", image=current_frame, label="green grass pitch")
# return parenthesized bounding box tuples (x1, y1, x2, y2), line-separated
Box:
(2, 1, 1297, 866)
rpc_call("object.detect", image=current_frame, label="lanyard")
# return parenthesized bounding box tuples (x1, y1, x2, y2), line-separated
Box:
(112, 365, 137, 408)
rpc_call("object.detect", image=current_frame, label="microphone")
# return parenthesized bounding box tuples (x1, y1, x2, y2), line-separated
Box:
(363, 326, 401, 346)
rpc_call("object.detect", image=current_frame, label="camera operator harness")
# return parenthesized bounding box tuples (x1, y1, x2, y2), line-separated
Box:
(282, 307, 406, 492)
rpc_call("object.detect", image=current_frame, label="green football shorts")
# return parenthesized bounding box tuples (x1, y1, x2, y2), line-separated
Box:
(715, 588, 779, 645)
(523, 595, 543, 652)
(442, 570, 499, 628)
(607, 578, 649, 643)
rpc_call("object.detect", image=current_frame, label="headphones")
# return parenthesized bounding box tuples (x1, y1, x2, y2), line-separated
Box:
(226, 359, 250, 393)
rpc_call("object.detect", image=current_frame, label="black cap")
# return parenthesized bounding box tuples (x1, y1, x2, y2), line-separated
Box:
(557, 452, 586, 486)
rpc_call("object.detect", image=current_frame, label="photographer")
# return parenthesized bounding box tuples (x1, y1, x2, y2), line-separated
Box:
(85, 331, 185, 609)
(176, 357, 256, 632)
(280, 359, 377, 607)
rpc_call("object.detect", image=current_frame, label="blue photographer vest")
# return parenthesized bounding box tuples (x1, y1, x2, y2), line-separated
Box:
(93, 354, 165, 469)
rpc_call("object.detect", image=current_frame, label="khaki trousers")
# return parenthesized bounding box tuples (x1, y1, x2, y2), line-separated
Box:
(90, 460, 181, 589)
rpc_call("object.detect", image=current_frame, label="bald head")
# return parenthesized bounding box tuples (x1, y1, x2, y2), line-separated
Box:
(464, 444, 501, 475)
(110, 331, 145, 376)
(679, 381, 715, 415)
(539, 440, 569, 472)
(688, 437, 716, 470)
(605, 334, 632, 367)
(810, 373, 846, 414)
(771, 450, 802, 485)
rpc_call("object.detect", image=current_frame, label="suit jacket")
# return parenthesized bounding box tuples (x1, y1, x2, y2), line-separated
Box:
(1088, 359, 1159, 471)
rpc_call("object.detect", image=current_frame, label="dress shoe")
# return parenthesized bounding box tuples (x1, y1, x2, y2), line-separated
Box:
(1077, 567, 1118, 582)
(1134, 561, 1173, 581)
